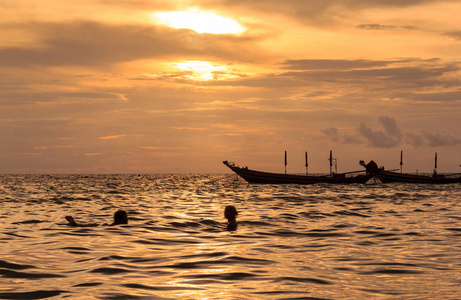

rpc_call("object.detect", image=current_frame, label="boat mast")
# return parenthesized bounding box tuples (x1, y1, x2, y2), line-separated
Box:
(329, 150, 338, 175)
(434, 152, 438, 176)
(329, 150, 332, 176)
(400, 150, 403, 173)
(305, 151, 308, 175)
(284, 150, 287, 174)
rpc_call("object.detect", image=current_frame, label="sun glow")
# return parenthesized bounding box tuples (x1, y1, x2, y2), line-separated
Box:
(174, 61, 238, 81)
(152, 9, 245, 34)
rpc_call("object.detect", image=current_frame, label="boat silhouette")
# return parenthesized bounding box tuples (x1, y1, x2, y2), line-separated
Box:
(223, 159, 376, 184)
(361, 152, 461, 184)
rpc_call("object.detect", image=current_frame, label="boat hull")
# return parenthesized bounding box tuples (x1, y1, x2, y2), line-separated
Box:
(223, 161, 371, 184)
(375, 170, 461, 184)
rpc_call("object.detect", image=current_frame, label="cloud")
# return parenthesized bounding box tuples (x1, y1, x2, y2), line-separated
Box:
(172, 127, 206, 130)
(34, 146, 76, 150)
(421, 131, 461, 147)
(98, 134, 142, 140)
(280, 58, 440, 71)
(0, 21, 262, 68)
(357, 121, 461, 148)
(378, 116, 402, 139)
(321, 127, 340, 141)
(405, 131, 461, 147)
(276, 61, 459, 92)
(317, 117, 405, 147)
(443, 31, 461, 41)
(355, 24, 417, 31)
(215, 0, 459, 26)
(165, 58, 456, 93)
(392, 90, 461, 103)
(405, 133, 425, 147)
(343, 134, 363, 144)
(357, 116, 402, 148)
(140, 147, 188, 150)
(99, 135, 127, 140)
(319, 116, 461, 149)
(280, 59, 392, 70)
(321, 127, 339, 136)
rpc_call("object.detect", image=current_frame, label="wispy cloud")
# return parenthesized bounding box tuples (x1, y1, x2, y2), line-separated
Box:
(355, 24, 418, 31)
(98, 135, 126, 140)
(140, 147, 188, 150)
(422, 131, 461, 147)
(34, 146, 77, 150)
(98, 134, 143, 140)
(171, 127, 206, 130)
(321, 127, 340, 141)
(0, 21, 262, 68)
(84, 153, 102, 156)
(443, 31, 461, 41)
(213, 0, 456, 26)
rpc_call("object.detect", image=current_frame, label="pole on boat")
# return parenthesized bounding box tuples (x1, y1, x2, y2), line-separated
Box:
(284, 150, 287, 174)
(305, 151, 308, 176)
(400, 150, 403, 173)
(434, 152, 438, 175)
(329, 150, 333, 176)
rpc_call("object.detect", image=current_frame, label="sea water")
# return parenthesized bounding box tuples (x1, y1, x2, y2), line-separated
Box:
(0, 174, 460, 299)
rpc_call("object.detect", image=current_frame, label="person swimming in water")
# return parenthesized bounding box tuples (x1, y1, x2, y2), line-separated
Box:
(110, 210, 128, 226)
(65, 210, 128, 227)
(224, 205, 238, 231)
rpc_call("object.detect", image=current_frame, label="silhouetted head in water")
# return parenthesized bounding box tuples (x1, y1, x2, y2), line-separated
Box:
(111, 210, 128, 226)
(65, 215, 78, 226)
(65, 210, 128, 227)
(224, 205, 238, 231)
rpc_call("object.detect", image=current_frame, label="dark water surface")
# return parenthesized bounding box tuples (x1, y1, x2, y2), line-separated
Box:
(1, 174, 460, 299)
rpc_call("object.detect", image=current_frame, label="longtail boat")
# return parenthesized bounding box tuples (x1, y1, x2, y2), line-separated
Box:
(223, 160, 376, 184)
(370, 169, 461, 184)
(361, 152, 461, 184)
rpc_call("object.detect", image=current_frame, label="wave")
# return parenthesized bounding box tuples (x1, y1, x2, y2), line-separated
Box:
(1, 174, 461, 299)
(0, 290, 67, 299)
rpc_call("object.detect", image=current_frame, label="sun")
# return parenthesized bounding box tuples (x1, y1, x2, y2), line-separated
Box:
(171, 61, 241, 81)
(151, 9, 245, 34)
(174, 61, 230, 81)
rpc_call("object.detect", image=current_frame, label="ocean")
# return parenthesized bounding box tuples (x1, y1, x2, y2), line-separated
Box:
(1, 174, 460, 299)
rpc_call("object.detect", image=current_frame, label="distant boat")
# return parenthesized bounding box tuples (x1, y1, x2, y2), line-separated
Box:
(223, 160, 375, 184)
(360, 153, 461, 184)
(370, 169, 461, 184)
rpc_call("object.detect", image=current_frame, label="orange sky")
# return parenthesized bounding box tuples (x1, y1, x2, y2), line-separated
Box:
(1, 0, 461, 173)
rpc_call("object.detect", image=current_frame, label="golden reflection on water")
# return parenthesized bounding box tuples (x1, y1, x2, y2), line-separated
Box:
(1, 175, 461, 299)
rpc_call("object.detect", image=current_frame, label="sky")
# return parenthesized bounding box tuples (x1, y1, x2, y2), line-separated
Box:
(1, 0, 461, 174)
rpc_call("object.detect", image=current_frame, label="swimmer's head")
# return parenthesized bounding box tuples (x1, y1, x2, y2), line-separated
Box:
(113, 210, 128, 225)
(224, 205, 238, 221)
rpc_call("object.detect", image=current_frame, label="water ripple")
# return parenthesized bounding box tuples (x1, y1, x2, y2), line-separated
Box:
(1, 174, 460, 299)
(0, 290, 67, 299)
(0, 269, 65, 279)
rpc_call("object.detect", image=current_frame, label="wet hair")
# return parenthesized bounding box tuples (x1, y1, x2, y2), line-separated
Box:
(113, 210, 128, 225)
(224, 205, 238, 220)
